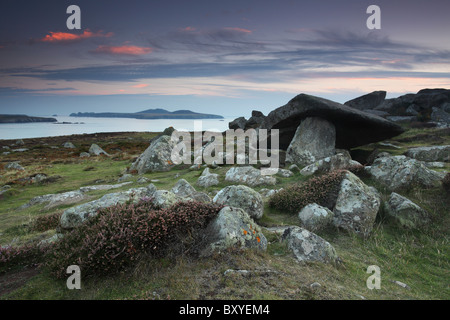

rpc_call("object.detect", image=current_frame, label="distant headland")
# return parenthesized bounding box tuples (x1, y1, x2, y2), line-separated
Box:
(0, 114, 57, 124)
(70, 108, 224, 120)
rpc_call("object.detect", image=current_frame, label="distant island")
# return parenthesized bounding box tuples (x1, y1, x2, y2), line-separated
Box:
(70, 108, 224, 120)
(0, 114, 57, 124)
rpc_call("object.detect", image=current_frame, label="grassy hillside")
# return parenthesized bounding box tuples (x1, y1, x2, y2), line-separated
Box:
(0, 126, 449, 300)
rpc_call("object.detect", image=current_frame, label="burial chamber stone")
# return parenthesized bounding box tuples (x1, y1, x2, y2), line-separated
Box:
(260, 94, 404, 150)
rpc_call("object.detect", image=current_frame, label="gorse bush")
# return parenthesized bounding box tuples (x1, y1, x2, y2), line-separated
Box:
(268, 170, 346, 214)
(44, 199, 223, 279)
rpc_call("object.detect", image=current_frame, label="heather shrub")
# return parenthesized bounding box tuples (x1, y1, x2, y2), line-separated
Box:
(268, 170, 346, 214)
(44, 199, 223, 278)
(0, 244, 49, 273)
(29, 212, 62, 232)
(443, 173, 450, 194)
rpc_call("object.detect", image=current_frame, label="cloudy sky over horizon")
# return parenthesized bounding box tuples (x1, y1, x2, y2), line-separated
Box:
(1, 0, 449, 118)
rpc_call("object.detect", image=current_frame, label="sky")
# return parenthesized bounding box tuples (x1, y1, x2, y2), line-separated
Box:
(0, 0, 449, 118)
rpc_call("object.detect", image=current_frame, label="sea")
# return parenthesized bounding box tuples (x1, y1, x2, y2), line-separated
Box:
(0, 116, 234, 140)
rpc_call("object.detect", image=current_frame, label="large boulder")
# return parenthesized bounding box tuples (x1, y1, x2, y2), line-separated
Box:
(228, 117, 247, 130)
(260, 93, 404, 150)
(285, 117, 336, 167)
(367, 155, 445, 190)
(298, 203, 334, 232)
(225, 166, 277, 187)
(405, 145, 450, 162)
(60, 184, 157, 230)
(385, 192, 430, 228)
(213, 185, 264, 220)
(200, 206, 267, 256)
(281, 226, 338, 264)
(129, 135, 177, 174)
(333, 171, 381, 237)
(344, 91, 387, 111)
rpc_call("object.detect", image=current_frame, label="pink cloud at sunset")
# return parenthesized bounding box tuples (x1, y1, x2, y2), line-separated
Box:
(93, 45, 152, 56)
(41, 29, 113, 42)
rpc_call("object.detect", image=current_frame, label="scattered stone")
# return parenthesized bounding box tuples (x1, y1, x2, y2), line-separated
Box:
(129, 135, 176, 174)
(281, 226, 338, 264)
(276, 168, 294, 178)
(285, 117, 336, 167)
(196, 168, 220, 188)
(118, 174, 134, 182)
(5, 162, 25, 171)
(63, 142, 76, 149)
(20, 190, 87, 210)
(259, 188, 281, 198)
(171, 179, 197, 198)
(213, 185, 264, 220)
(298, 203, 334, 232)
(200, 206, 267, 256)
(11, 148, 28, 152)
(89, 144, 109, 156)
(405, 145, 450, 162)
(390, 280, 411, 290)
(15, 139, 25, 146)
(225, 166, 277, 187)
(385, 192, 429, 228)
(80, 152, 90, 158)
(367, 155, 445, 190)
(152, 190, 179, 208)
(137, 177, 150, 184)
(333, 171, 381, 237)
(288, 164, 300, 172)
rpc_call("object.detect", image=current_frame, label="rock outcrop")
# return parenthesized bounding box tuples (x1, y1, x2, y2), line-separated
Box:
(344, 91, 387, 111)
(196, 168, 220, 188)
(404, 145, 450, 162)
(298, 203, 334, 232)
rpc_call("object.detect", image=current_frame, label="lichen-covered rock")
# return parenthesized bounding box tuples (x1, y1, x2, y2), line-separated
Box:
(285, 117, 336, 167)
(196, 168, 219, 188)
(405, 145, 450, 162)
(171, 178, 212, 203)
(300, 152, 354, 176)
(152, 190, 180, 208)
(129, 135, 176, 174)
(276, 168, 294, 178)
(20, 190, 87, 210)
(89, 144, 109, 156)
(367, 155, 445, 190)
(385, 192, 430, 228)
(333, 171, 381, 237)
(225, 166, 276, 187)
(213, 185, 264, 220)
(200, 206, 267, 256)
(60, 184, 157, 229)
(5, 162, 25, 171)
(298, 203, 334, 232)
(281, 226, 338, 264)
(63, 142, 76, 149)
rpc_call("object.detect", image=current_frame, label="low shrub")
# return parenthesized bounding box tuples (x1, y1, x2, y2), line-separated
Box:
(268, 170, 346, 214)
(29, 212, 62, 232)
(44, 199, 223, 279)
(0, 244, 49, 273)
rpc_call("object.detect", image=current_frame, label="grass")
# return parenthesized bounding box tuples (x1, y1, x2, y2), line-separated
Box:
(0, 127, 449, 300)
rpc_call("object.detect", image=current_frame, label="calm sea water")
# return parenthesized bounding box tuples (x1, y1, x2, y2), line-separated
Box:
(0, 116, 233, 140)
